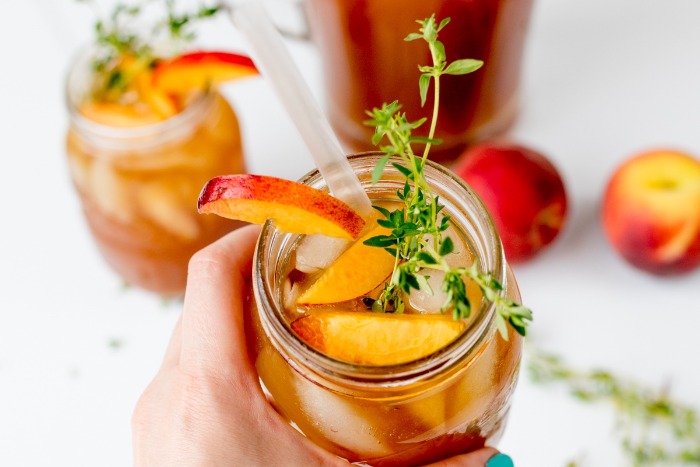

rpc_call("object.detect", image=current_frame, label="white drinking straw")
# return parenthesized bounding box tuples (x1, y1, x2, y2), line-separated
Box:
(229, 2, 373, 217)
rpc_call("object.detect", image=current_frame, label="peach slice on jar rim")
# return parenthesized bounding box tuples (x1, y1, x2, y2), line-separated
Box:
(197, 174, 366, 240)
(152, 51, 259, 94)
(291, 310, 466, 366)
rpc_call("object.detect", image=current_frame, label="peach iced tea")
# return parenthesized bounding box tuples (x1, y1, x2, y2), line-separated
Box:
(244, 154, 524, 466)
(65, 50, 256, 296)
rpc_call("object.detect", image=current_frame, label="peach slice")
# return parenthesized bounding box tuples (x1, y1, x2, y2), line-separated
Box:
(152, 51, 258, 94)
(135, 69, 179, 118)
(296, 224, 394, 305)
(291, 310, 465, 366)
(78, 101, 164, 127)
(198, 174, 365, 239)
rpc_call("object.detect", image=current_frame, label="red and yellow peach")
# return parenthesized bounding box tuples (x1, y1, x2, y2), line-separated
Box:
(602, 149, 700, 275)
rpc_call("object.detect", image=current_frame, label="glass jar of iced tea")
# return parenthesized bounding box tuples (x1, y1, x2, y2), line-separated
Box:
(304, 0, 534, 163)
(65, 52, 246, 297)
(247, 153, 523, 466)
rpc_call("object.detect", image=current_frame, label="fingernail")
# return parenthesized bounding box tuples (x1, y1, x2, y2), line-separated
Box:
(486, 453, 514, 467)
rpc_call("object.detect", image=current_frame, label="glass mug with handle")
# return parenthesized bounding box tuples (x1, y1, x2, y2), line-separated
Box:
(267, 0, 534, 163)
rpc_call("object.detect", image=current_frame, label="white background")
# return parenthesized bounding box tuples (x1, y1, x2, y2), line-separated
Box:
(1, 1, 699, 466)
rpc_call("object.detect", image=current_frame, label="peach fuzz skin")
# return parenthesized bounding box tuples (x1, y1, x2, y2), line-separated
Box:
(602, 149, 700, 275)
(152, 51, 258, 94)
(197, 174, 366, 240)
(454, 143, 568, 264)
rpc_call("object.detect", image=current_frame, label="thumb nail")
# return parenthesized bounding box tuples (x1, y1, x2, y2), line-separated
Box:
(486, 453, 514, 467)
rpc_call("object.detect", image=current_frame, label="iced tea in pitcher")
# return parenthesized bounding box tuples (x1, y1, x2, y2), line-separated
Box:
(306, 0, 534, 162)
(65, 3, 257, 297)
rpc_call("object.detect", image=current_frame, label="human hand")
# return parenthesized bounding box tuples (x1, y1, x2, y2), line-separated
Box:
(132, 225, 512, 467)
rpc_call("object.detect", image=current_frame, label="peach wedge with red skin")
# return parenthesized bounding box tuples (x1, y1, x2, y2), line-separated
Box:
(198, 174, 365, 240)
(602, 149, 700, 275)
(152, 51, 258, 94)
(296, 224, 394, 305)
(454, 143, 568, 263)
(291, 310, 466, 366)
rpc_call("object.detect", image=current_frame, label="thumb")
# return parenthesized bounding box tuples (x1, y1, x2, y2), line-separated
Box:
(179, 224, 261, 378)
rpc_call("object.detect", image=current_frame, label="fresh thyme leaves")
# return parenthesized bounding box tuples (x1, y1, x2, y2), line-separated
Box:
(78, 0, 223, 98)
(162, 0, 221, 43)
(363, 15, 532, 339)
(528, 349, 700, 466)
(405, 16, 483, 160)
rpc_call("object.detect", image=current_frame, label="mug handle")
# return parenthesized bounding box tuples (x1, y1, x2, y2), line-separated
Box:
(234, 0, 310, 41)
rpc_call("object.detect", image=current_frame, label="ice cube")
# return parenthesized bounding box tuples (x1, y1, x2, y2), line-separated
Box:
(402, 391, 447, 439)
(440, 223, 475, 268)
(402, 339, 497, 444)
(442, 338, 499, 430)
(138, 182, 200, 239)
(90, 159, 132, 223)
(282, 276, 305, 311)
(295, 234, 350, 274)
(407, 270, 448, 314)
(294, 374, 391, 458)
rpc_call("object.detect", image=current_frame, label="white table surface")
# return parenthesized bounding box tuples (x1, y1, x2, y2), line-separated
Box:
(2, 1, 699, 466)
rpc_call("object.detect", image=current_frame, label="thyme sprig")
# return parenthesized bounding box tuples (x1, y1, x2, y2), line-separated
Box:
(78, 0, 222, 98)
(363, 15, 532, 339)
(529, 349, 700, 466)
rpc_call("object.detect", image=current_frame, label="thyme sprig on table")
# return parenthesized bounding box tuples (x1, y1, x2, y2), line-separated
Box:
(77, 0, 222, 97)
(363, 16, 532, 339)
(528, 349, 700, 466)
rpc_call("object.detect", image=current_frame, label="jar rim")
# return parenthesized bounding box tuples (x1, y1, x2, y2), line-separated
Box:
(254, 152, 507, 388)
(64, 47, 214, 145)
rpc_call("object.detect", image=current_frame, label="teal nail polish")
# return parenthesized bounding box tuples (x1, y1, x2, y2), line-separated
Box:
(486, 453, 514, 467)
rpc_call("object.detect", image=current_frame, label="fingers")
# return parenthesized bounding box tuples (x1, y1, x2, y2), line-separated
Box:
(179, 224, 261, 378)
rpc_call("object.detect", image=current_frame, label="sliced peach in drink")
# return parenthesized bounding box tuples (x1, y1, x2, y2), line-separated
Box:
(296, 224, 394, 305)
(135, 69, 179, 118)
(79, 101, 163, 127)
(152, 51, 258, 94)
(198, 174, 365, 239)
(291, 311, 465, 366)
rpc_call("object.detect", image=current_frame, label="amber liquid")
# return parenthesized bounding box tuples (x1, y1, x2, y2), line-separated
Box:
(306, 0, 533, 162)
(247, 198, 523, 466)
(66, 93, 245, 297)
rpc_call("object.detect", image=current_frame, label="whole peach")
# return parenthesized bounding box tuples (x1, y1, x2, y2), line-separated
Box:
(601, 149, 700, 275)
(454, 143, 568, 263)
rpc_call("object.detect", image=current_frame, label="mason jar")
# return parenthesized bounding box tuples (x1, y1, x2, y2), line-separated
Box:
(65, 52, 246, 297)
(247, 153, 523, 466)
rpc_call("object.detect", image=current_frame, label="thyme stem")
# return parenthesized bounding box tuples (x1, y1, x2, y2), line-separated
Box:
(528, 347, 700, 466)
(363, 15, 532, 339)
